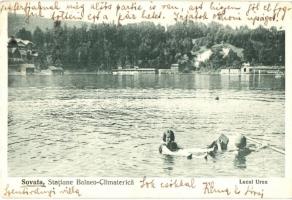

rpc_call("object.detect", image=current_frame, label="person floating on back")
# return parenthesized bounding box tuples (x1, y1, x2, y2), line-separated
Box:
(158, 130, 229, 160)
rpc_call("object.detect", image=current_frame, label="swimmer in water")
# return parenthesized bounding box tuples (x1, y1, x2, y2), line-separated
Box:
(158, 130, 231, 160)
(159, 129, 182, 153)
(233, 134, 267, 168)
(206, 134, 229, 158)
(234, 134, 267, 156)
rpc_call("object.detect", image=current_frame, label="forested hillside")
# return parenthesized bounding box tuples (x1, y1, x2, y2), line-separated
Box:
(12, 18, 285, 71)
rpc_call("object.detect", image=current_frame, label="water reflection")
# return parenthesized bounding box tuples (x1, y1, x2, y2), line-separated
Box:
(220, 75, 241, 89)
(8, 73, 284, 91)
(220, 74, 285, 90)
(234, 154, 247, 169)
(162, 155, 175, 174)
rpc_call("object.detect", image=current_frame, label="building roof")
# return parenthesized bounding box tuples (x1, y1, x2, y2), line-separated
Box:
(48, 66, 64, 71)
(15, 38, 33, 46)
(8, 37, 18, 47)
(8, 37, 34, 46)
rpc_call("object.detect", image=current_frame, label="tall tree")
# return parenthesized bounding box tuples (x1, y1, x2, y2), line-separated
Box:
(16, 28, 32, 41)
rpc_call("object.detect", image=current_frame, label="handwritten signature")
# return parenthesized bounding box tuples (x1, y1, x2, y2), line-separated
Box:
(3, 184, 81, 198)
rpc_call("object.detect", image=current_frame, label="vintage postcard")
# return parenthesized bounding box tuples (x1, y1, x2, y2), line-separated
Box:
(0, 0, 291, 199)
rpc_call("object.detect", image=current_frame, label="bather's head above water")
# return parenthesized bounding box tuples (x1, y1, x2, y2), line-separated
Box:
(218, 134, 229, 150)
(162, 129, 175, 144)
(235, 134, 247, 149)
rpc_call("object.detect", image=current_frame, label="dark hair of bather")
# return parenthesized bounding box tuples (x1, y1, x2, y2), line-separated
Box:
(162, 129, 175, 142)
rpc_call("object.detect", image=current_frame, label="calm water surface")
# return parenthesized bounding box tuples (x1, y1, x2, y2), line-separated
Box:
(8, 74, 285, 177)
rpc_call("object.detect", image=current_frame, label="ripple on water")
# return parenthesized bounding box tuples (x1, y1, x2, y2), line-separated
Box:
(8, 75, 285, 177)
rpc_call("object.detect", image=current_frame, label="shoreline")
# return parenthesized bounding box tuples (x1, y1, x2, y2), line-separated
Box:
(7, 72, 284, 76)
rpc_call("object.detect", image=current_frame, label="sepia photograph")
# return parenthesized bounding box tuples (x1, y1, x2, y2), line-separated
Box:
(7, 13, 285, 177)
(1, 0, 291, 199)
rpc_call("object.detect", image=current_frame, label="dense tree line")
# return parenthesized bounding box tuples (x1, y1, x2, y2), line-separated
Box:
(15, 21, 285, 71)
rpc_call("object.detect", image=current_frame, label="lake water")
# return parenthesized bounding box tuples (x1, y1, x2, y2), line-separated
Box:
(8, 73, 285, 177)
